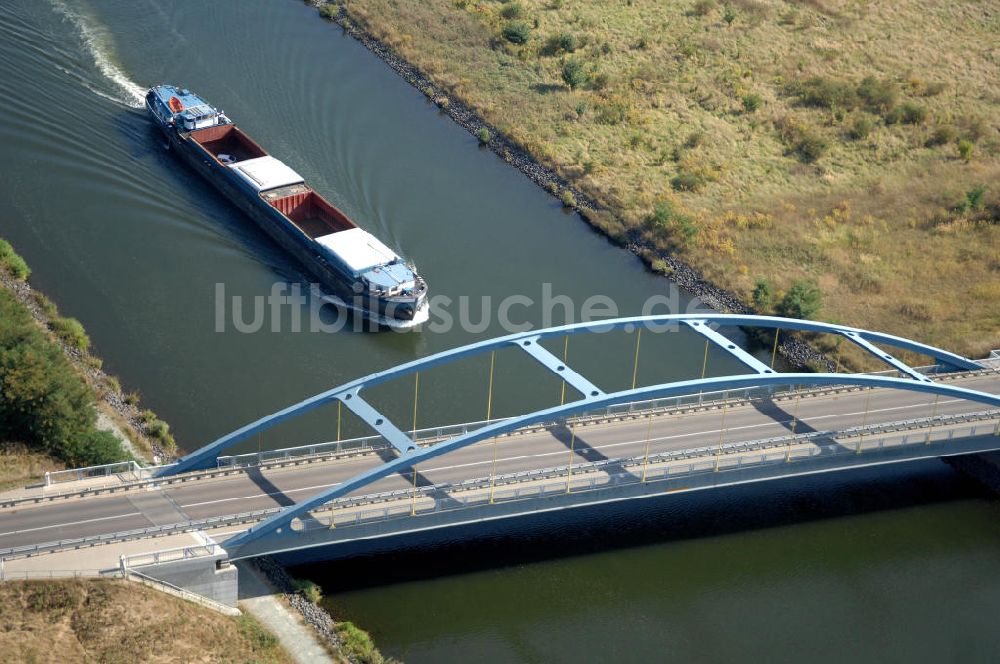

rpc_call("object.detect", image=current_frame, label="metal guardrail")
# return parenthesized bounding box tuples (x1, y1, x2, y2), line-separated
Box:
(0, 508, 281, 560)
(212, 373, 992, 471)
(0, 567, 113, 580)
(11, 369, 993, 507)
(44, 460, 145, 486)
(306, 419, 1000, 532)
(3, 411, 997, 561)
(0, 384, 836, 508)
(122, 543, 225, 569)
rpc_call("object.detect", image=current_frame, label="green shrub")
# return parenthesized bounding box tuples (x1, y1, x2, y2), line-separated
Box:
(318, 4, 339, 20)
(886, 102, 927, 125)
(560, 190, 577, 208)
(146, 418, 176, 450)
(848, 115, 875, 140)
(476, 127, 492, 144)
(596, 99, 629, 125)
(723, 4, 737, 24)
(956, 184, 986, 214)
(856, 76, 898, 113)
(644, 201, 700, 246)
(742, 93, 763, 113)
(61, 429, 124, 467)
(671, 170, 706, 192)
(500, 1, 526, 20)
(794, 132, 828, 163)
(544, 32, 578, 54)
(291, 579, 323, 605)
(958, 138, 974, 162)
(899, 102, 927, 125)
(650, 258, 671, 275)
(752, 278, 773, 311)
(574, 100, 588, 117)
(50, 317, 90, 352)
(32, 291, 57, 317)
(561, 58, 587, 89)
(777, 280, 822, 319)
(925, 125, 956, 147)
(0, 239, 30, 280)
(336, 622, 387, 664)
(124, 391, 141, 407)
(0, 289, 126, 468)
(501, 21, 531, 44)
(795, 76, 857, 110)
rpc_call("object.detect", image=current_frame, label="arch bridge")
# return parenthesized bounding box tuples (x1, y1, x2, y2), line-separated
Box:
(156, 315, 1000, 557)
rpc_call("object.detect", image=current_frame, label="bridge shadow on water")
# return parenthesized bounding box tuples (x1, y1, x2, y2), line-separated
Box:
(284, 458, 996, 592)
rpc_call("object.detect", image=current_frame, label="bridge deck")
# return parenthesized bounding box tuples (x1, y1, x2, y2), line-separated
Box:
(1, 372, 998, 561)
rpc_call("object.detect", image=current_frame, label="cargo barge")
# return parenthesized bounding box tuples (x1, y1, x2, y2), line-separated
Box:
(145, 85, 427, 326)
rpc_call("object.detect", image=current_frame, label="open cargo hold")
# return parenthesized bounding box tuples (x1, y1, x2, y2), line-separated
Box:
(190, 124, 267, 163)
(263, 188, 356, 239)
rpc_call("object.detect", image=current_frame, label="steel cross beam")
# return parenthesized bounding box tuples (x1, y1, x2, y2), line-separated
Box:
(159, 315, 984, 477)
(682, 320, 773, 374)
(839, 331, 928, 382)
(515, 336, 604, 399)
(336, 391, 416, 456)
(223, 371, 1000, 556)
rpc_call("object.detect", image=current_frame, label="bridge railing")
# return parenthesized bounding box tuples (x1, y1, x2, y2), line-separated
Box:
(43, 460, 146, 487)
(5, 413, 997, 560)
(296, 417, 1000, 534)
(213, 383, 840, 470)
(28, 361, 992, 484)
(121, 543, 226, 569)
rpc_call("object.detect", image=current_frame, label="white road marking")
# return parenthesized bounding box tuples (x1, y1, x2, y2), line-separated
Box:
(0, 511, 143, 537)
(179, 482, 341, 508)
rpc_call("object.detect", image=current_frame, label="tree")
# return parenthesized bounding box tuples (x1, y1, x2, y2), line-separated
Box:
(776, 280, 822, 319)
(752, 279, 773, 312)
(561, 59, 587, 90)
(501, 21, 531, 45)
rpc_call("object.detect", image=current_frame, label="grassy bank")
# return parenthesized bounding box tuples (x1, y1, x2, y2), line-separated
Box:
(323, 0, 999, 359)
(0, 238, 176, 487)
(0, 579, 291, 664)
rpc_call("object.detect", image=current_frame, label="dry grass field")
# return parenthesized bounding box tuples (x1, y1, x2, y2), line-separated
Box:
(0, 579, 292, 664)
(0, 444, 63, 491)
(334, 0, 1000, 358)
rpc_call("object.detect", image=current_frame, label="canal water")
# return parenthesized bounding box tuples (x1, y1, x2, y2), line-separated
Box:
(1, 0, 999, 660)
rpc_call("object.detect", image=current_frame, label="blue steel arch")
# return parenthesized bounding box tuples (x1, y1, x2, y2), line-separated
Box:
(223, 372, 1000, 553)
(163, 314, 982, 478)
(177, 315, 998, 554)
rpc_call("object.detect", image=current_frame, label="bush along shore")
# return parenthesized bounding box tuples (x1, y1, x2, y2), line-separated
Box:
(255, 556, 398, 664)
(0, 238, 178, 473)
(308, 0, 831, 371)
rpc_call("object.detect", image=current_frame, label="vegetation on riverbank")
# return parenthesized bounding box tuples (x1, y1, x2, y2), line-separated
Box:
(0, 238, 176, 487)
(323, 0, 1000, 359)
(0, 579, 292, 664)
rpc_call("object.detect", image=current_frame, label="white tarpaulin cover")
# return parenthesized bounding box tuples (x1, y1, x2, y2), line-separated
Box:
(229, 156, 304, 192)
(315, 228, 399, 274)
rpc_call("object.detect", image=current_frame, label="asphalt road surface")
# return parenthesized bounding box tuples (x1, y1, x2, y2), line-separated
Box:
(2, 373, 997, 552)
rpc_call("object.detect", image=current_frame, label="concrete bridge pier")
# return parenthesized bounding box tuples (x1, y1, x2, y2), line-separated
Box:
(125, 550, 239, 608)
